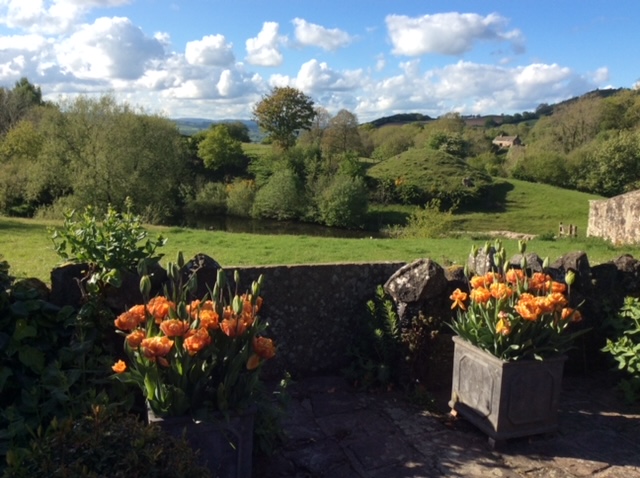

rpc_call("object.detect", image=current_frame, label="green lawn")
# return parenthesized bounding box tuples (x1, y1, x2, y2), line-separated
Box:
(2, 214, 639, 285)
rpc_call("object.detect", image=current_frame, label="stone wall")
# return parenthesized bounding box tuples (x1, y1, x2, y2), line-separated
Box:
(229, 262, 406, 378)
(588, 190, 640, 244)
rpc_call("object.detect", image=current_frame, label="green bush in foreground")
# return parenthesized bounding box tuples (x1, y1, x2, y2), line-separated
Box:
(602, 296, 640, 403)
(4, 407, 210, 478)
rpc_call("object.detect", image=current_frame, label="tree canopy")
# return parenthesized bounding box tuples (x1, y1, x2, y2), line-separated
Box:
(252, 86, 316, 150)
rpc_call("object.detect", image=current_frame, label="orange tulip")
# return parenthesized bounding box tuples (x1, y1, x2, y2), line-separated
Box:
(112, 360, 127, 374)
(253, 336, 276, 359)
(159, 319, 191, 337)
(147, 296, 175, 324)
(126, 329, 146, 348)
(450, 288, 468, 310)
(141, 336, 174, 360)
(183, 328, 212, 356)
(114, 310, 143, 331)
(470, 287, 491, 305)
(505, 269, 525, 285)
(496, 317, 512, 336)
(489, 282, 513, 301)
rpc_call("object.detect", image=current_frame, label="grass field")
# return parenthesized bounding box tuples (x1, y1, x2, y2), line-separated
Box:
(1, 178, 638, 284)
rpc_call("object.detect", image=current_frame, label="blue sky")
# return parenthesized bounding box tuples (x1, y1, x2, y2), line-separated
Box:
(0, 0, 637, 122)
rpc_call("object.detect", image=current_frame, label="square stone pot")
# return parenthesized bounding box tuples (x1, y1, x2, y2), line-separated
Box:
(147, 405, 256, 478)
(449, 336, 566, 444)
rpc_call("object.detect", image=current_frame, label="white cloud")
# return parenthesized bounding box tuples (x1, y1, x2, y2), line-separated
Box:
(185, 34, 235, 66)
(0, 0, 130, 34)
(55, 16, 164, 80)
(386, 12, 525, 57)
(294, 59, 362, 93)
(245, 22, 284, 67)
(292, 18, 352, 51)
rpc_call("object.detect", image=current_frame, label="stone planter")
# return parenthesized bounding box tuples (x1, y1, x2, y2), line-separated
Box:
(147, 405, 256, 478)
(448, 336, 566, 445)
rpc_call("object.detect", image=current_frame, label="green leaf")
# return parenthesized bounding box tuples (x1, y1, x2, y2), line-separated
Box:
(12, 319, 37, 342)
(18, 346, 45, 373)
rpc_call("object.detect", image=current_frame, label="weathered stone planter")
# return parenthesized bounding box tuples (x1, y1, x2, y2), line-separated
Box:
(147, 405, 256, 478)
(448, 336, 566, 445)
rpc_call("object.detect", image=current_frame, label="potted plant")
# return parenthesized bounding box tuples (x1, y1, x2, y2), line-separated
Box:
(110, 253, 276, 478)
(448, 241, 586, 445)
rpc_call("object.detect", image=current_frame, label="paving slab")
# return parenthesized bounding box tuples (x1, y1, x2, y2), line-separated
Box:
(254, 372, 640, 478)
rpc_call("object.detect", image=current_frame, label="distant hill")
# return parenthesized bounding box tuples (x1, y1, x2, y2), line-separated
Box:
(172, 118, 262, 141)
(367, 113, 433, 128)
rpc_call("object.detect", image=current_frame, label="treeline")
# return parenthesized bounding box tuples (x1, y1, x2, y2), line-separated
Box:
(1, 77, 639, 230)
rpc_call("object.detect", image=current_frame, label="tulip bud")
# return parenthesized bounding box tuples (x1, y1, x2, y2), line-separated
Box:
(483, 242, 490, 254)
(470, 245, 478, 257)
(232, 295, 242, 314)
(542, 257, 549, 269)
(234, 270, 240, 286)
(216, 268, 226, 288)
(463, 263, 470, 278)
(520, 255, 527, 270)
(139, 274, 151, 299)
(565, 269, 576, 286)
(518, 240, 526, 254)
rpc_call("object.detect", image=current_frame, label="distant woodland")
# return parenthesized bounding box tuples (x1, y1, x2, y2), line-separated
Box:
(1, 77, 638, 230)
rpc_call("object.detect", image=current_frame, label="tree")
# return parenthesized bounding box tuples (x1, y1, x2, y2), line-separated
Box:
(197, 124, 245, 174)
(322, 109, 363, 157)
(224, 121, 251, 142)
(252, 86, 316, 150)
(0, 77, 44, 136)
(31, 95, 187, 222)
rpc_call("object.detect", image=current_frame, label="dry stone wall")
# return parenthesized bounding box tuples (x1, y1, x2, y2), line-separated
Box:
(588, 190, 640, 244)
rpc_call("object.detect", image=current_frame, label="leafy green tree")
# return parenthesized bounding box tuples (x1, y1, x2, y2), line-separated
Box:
(252, 86, 316, 150)
(317, 174, 368, 228)
(297, 106, 330, 149)
(576, 131, 640, 196)
(252, 168, 305, 220)
(0, 77, 44, 136)
(224, 121, 251, 142)
(197, 124, 246, 174)
(321, 109, 363, 157)
(31, 95, 187, 222)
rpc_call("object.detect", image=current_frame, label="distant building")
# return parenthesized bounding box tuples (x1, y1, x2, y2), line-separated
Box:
(492, 134, 522, 148)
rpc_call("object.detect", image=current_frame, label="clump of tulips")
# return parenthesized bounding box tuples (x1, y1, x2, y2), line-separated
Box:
(449, 240, 586, 361)
(111, 253, 275, 417)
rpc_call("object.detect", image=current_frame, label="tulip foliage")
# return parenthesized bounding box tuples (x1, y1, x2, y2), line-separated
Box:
(112, 253, 275, 417)
(450, 240, 587, 361)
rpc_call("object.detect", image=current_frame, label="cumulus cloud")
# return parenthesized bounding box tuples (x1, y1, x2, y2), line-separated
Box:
(245, 22, 284, 66)
(386, 12, 525, 57)
(0, 0, 130, 34)
(294, 59, 362, 92)
(185, 34, 235, 66)
(55, 16, 164, 80)
(292, 18, 352, 51)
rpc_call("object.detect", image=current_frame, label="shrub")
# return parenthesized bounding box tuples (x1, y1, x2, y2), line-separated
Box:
(343, 285, 402, 390)
(252, 168, 305, 220)
(184, 181, 228, 217)
(602, 296, 640, 403)
(49, 200, 166, 295)
(392, 200, 455, 238)
(317, 174, 368, 228)
(4, 407, 210, 477)
(226, 179, 256, 217)
(0, 259, 109, 469)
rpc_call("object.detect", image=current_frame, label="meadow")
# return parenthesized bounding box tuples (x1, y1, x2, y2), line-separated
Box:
(2, 176, 639, 284)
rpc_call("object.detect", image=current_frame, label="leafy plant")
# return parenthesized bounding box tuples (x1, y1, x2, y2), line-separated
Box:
(450, 240, 588, 361)
(111, 253, 276, 417)
(49, 199, 166, 295)
(602, 296, 640, 403)
(0, 258, 106, 469)
(4, 406, 210, 477)
(343, 285, 402, 390)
